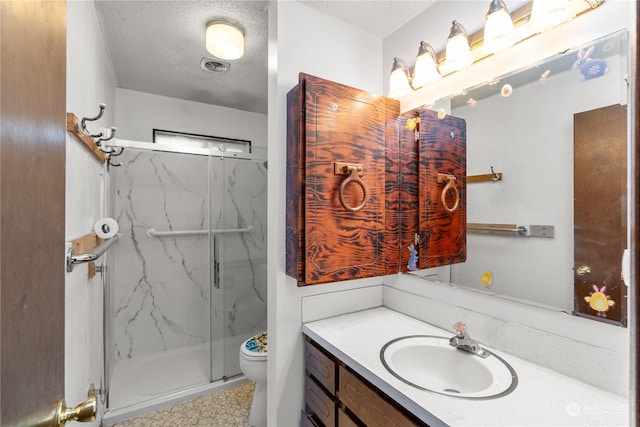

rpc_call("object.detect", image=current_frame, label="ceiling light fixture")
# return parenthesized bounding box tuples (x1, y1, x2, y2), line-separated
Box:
(484, 0, 516, 54)
(206, 19, 245, 60)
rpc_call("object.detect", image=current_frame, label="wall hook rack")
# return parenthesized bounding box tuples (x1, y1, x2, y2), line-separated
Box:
(67, 104, 118, 164)
(467, 166, 503, 183)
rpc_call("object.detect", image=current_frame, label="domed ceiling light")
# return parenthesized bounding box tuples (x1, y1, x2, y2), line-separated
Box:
(206, 19, 245, 60)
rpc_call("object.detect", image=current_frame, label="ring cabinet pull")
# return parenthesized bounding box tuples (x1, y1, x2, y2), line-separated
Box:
(335, 162, 368, 212)
(437, 173, 460, 214)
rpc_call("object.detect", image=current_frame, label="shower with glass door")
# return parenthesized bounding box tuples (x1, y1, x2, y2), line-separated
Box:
(102, 134, 267, 420)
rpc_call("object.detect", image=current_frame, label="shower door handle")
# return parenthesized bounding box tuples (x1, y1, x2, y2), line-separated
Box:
(213, 237, 220, 289)
(214, 259, 220, 289)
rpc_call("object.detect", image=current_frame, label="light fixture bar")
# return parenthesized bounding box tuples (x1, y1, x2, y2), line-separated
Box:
(433, 0, 604, 74)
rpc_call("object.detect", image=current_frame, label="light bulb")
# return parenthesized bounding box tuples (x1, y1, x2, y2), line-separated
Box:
(484, 0, 516, 54)
(528, 0, 574, 34)
(445, 21, 474, 73)
(412, 42, 442, 89)
(388, 58, 413, 99)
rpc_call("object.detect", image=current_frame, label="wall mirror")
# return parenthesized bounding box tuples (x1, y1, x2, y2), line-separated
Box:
(412, 29, 629, 326)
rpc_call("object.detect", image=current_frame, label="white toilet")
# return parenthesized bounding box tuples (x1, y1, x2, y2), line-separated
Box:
(239, 331, 268, 427)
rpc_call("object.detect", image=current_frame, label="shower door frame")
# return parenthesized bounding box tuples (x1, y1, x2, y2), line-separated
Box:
(103, 136, 266, 412)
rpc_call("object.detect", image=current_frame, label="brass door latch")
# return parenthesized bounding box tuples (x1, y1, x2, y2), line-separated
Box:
(12, 385, 96, 427)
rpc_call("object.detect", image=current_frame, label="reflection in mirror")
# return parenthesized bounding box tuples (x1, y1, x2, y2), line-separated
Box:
(427, 30, 628, 326)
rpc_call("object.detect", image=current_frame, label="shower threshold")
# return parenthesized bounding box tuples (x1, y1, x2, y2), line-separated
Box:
(103, 336, 249, 425)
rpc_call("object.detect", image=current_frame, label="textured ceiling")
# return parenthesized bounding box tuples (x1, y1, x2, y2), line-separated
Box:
(95, 0, 270, 114)
(299, 1, 436, 39)
(95, 0, 435, 115)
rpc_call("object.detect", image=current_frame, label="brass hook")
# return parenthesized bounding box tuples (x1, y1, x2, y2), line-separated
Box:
(335, 162, 368, 212)
(437, 173, 460, 213)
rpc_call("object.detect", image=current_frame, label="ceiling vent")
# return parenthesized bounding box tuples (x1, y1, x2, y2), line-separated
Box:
(200, 57, 230, 73)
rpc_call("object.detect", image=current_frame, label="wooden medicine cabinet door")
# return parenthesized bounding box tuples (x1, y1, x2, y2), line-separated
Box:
(286, 73, 400, 286)
(416, 109, 467, 269)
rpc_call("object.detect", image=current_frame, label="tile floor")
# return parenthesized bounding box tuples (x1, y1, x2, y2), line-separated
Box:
(112, 382, 255, 427)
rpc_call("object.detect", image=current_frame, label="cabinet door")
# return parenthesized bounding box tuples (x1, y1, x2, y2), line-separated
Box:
(418, 109, 466, 269)
(286, 73, 400, 285)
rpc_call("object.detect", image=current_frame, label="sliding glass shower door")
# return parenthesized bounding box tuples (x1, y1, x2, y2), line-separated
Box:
(212, 149, 268, 379)
(106, 140, 267, 412)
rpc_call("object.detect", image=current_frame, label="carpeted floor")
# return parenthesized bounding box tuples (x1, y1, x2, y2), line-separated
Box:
(113, 382, 255, 427)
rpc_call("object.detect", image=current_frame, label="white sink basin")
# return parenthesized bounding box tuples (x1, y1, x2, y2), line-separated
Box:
(380, 335, 517, 399)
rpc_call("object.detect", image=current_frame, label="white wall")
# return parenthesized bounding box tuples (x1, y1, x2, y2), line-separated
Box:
(268, 2, 387, 425)
(66, 1, 116, 422)
(114, 89, 267, 148)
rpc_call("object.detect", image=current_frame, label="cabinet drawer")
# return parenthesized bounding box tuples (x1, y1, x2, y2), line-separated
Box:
(306, 376, 336, 427)
(338, 366, 421, 427)
(305, 339, 336, 393)
(337, 409, 359, 427)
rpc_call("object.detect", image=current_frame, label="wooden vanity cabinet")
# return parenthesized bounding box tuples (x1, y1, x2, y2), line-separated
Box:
(286, 73, 401, 286)
(303, 337, 429, 427)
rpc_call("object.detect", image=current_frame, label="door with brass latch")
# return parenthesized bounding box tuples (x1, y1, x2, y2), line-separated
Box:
(1, 1, 97, 425)
(573, 104, 627, 325)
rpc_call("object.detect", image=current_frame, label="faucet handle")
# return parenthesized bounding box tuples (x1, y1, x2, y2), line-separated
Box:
(453, 322, 467, 338)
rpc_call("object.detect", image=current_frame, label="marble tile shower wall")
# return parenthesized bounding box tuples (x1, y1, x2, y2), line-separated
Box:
(112, 147, 267, 362)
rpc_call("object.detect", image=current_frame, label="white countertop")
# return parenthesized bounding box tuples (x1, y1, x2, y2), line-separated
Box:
(302, 307, 629, 427)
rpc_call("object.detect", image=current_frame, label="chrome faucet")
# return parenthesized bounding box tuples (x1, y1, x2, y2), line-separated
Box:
(449, 322, 489, 358)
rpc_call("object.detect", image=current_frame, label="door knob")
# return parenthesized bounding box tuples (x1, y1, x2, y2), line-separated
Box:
(576, 265, 591, 276)
(12, 387, 96, 426)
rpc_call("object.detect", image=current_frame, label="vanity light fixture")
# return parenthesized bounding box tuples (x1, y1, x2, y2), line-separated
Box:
(205, 19, 245, 60)
(388, 0, 603, 100)
(483, 0, 516, 54)
(444, 20, 474, 73)
(528, 0, 575, 34)
(412, 41, 442, 89)
(388, 57, 414, 98)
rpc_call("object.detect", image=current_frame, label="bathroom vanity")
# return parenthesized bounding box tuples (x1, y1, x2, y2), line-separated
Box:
(302, 307, 628, 427)
(303, 337, 426, 427)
